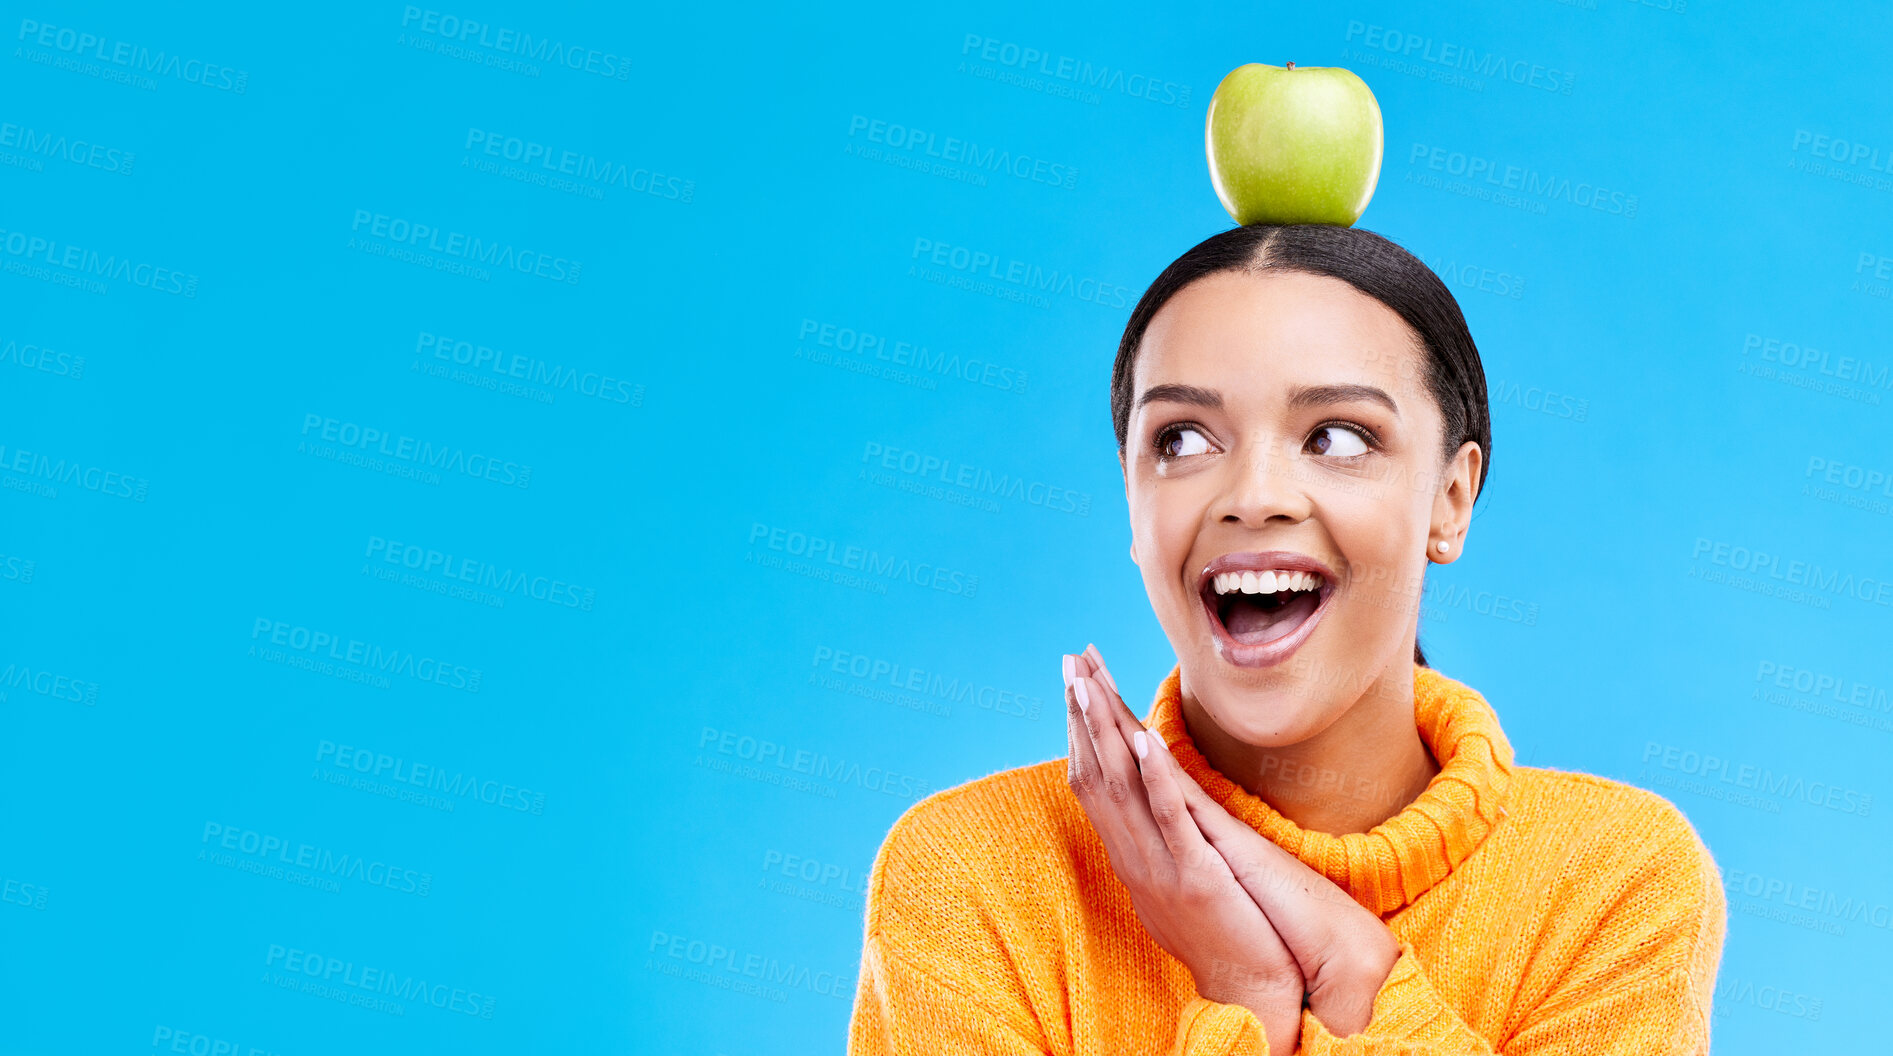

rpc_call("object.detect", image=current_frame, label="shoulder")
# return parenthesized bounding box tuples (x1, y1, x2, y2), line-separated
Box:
(1507, 766, 1720, 869)
(863, 757, 1085, 936)
(1500, 766, 1727, 971)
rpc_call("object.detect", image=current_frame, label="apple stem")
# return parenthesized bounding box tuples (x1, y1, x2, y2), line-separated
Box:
(1286, 61, 1295, 70)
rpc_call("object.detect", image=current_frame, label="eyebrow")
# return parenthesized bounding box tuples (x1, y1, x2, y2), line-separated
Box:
(1137, 382, 1400, 416)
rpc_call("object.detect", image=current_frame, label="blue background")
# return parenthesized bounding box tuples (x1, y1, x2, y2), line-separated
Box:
(3, 0, 1889, 1051)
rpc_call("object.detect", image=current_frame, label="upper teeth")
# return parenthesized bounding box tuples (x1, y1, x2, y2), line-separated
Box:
(1212, 570, 1323, 595)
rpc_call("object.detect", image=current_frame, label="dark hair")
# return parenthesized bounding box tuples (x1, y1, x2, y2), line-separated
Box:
(1111, 224, 1491, 668)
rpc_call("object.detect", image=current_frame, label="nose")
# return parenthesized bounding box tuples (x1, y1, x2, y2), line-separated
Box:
(1211, 438, 1312, 526)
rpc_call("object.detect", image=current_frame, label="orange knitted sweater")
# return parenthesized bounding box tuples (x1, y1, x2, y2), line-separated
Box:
(848, 663, 1727, 1054)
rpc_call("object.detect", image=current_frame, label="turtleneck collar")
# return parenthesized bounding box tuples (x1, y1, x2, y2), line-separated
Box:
(1141, 662, 1515, 916)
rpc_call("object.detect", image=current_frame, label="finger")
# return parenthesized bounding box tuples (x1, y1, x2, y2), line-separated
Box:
(1080, 647, 1157, 772)
(1082, 642, 1119, 696)
(1186, 787, 1344, 930)
(1071, 668, 1170, 867)
(1074, 650, 1186, 873)
(1134, 731, 1234, 881)
(1064, 657, 1138, 854)
(1063, 656, 1105, 807)
(1165, 752, 1216, 807)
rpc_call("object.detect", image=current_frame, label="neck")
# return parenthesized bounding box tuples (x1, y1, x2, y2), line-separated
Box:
(1178, 662, 1441, 836)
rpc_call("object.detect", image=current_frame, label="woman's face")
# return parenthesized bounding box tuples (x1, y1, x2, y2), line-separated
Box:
(1121, 268, 1480, 747)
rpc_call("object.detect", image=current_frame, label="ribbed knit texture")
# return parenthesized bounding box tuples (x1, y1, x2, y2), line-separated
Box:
(848, 663, 1727, 1055)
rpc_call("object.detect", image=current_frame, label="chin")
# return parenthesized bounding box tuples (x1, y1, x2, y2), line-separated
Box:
(1185, 659, 1337, 746)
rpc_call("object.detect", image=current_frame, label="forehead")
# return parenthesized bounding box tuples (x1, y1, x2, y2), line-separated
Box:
(1134, 269, 1427, 400)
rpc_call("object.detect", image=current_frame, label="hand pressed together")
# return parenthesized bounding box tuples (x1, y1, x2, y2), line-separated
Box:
(1063, 645, 1403, 1050)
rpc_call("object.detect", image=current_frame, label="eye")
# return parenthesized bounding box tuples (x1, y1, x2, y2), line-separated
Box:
(1307, 424, 1371, 458)
(1154, 424, 1213, 460)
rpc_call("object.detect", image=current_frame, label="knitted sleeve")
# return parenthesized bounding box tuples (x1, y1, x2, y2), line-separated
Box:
(846, 792, 1056, 1056)
(846, 789, 1288, 1056)
(848, 929, 1050, 1055)
(1295, 823, 1727, 1055)
(850, 934, 1289, 1056)
(1169, 996, 1271, 1055)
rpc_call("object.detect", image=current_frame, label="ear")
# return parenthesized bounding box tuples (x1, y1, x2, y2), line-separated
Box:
(1428, 442, 1482, 564)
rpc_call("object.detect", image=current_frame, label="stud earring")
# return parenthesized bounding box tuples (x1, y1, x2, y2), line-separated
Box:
(1436, 540, 1450, 554)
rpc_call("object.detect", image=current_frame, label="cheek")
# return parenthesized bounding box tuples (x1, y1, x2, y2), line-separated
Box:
(1135, 489, 1193, 553)
(1129, 482, 1201, 597)
(1322, 484, 1429, 593)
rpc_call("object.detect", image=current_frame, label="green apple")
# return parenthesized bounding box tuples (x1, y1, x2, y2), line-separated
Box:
(1205, 61, 1384, 226)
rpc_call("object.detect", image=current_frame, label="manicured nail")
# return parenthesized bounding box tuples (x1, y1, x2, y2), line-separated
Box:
(1094, 652, 1119, 694)
(1061, 654, 1075, 689)
(1133, 729, 1148, 759)
(1074, 679, 1090, 713)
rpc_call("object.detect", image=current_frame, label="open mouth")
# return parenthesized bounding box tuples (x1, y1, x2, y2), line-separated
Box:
(1197, 554, 1335, 666)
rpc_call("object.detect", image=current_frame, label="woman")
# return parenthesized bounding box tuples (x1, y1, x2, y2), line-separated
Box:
(847, 224, 1726, 1055)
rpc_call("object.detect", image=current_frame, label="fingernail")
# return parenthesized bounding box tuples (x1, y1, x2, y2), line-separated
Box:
(1133, 730, 1148, 759)
(1074, 678, 1090, 713)
(1061, 654, 1075, 689)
